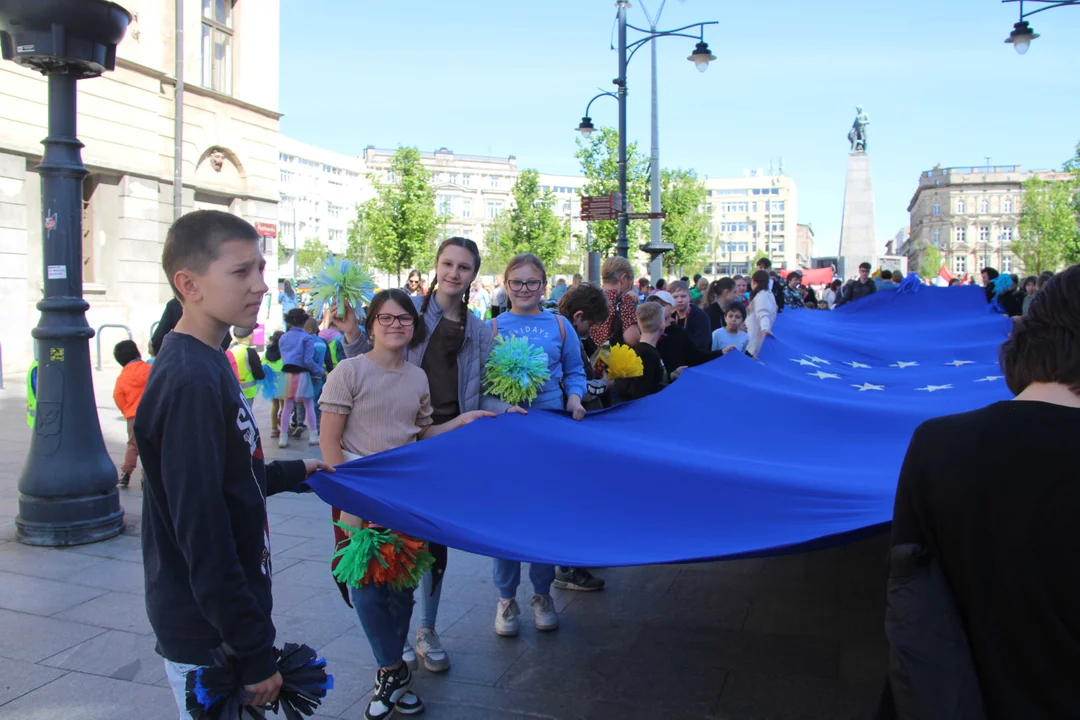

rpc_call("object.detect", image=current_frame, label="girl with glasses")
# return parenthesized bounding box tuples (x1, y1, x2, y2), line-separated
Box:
(331, 237, 525, 676)
(318, 288, 495, 720)
(487, 253, 588, 640)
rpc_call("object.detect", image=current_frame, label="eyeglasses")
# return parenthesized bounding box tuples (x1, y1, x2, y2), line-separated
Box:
(374, 313, 415, 327)
(508, 279, 543, 292)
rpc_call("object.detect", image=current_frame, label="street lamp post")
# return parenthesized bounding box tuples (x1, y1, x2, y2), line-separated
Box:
(577, 2, 716, 266)
(1002, 1, 1078, 53)
(0, 0, 132, 546)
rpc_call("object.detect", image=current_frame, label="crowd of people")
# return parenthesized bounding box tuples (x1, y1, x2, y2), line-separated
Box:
(62, 207, 1075, 720)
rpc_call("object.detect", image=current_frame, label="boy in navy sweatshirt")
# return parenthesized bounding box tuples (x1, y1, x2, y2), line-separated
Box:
(135, 210, 333, 717)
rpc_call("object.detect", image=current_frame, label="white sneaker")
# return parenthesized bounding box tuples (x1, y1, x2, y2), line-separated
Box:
(495, 598, 520, 637)
(308, 432, 320, 446)
(531, 594, 558, 632)
(401, 642, 418, 671)
(277, 434, 288, 449)
(415, 626, 450, 672)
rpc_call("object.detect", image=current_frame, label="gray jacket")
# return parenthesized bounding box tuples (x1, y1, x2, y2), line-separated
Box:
(342, 296, 509, 414)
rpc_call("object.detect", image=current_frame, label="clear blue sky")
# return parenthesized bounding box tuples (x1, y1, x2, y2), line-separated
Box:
(279, 0, 1080, 258)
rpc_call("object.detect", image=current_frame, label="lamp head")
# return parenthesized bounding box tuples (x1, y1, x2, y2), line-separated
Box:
(576, 116, 596, 139)
(687, 41, 716, 72)
(1005, 20, 1038, 55)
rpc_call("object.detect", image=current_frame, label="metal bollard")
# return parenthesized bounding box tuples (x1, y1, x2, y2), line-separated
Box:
(95, 324, 134, 370)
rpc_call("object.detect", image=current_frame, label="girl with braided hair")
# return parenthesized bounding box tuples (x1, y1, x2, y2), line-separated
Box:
(330, 237, 523, 675)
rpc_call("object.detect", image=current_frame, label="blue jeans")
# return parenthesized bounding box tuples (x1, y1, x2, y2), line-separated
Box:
(492, 559, 555, 600)
(417, 570, 442, 629)
(351, 584, 415, 669)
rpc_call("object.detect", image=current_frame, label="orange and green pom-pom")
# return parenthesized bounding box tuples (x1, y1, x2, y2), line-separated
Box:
(330, 523, 434, 590)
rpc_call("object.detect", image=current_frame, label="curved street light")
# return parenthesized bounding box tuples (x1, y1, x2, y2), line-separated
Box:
(576, 91, 616, 139)
(576, 2, 718, 259)
(1002, 0, 1077, 54)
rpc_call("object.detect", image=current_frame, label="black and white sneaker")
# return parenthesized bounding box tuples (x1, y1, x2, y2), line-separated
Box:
(554, 567, 605, 591)
(364, 663, 423, 719)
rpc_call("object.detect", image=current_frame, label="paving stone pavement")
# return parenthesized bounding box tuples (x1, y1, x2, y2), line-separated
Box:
(0, 367, 890, 719)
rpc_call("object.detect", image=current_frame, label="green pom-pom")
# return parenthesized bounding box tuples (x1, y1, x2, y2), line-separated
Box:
(484, 335, 551, 406)
(330, 523, 395, 588)
(330, 523, 436, 591)
(309, 257, 376, 319)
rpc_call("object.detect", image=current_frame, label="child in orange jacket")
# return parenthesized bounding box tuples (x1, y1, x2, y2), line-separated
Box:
(113, 340, 152, 487)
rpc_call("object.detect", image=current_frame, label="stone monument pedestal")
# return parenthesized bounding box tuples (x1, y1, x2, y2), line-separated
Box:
(838, 151, 877, 279)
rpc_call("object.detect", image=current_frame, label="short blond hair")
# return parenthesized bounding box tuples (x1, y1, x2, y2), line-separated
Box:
(601, 256, 634, 284)
(636, 300, 664, 334)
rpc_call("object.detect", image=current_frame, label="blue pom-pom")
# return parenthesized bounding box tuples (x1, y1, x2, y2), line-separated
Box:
(193, 667, 225, 709)
(484, 335, 551, 406)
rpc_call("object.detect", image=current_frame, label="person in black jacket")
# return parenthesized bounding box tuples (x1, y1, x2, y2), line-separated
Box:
(136, 210, 333, 716)
(647, 292, 722, 375)
(151, 296, 232, 355)
(836, 262, 877, 307)
(883, 264, 1080, 718)
(614, 301, 667, 401)
(667, 280, 712, 352)
(704, 277, 738, 331)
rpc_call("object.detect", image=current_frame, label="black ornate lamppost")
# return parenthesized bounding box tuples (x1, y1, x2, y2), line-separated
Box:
(576, 1, 717, 262)
(0, 0, 132, 545)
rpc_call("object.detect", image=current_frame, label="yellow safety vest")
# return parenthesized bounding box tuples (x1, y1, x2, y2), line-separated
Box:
(229, 346, 258, 400)
(27, 361, 38, 428)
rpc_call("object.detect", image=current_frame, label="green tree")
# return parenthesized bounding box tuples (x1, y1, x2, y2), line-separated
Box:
(344, 208, 374, 267)
(360, 147, 444, 284)
(750, 249, 769, 268)
(918, 245, 943, 279)
(575, 127, 649, 254)
(1015, 174, 1076, 273)
(485, 170, 570, 273)
(659, 168, 709, 274)
(295, 237, 330, 278)
(481, 209, 515, 276)
(1062, 141, 1080, 264)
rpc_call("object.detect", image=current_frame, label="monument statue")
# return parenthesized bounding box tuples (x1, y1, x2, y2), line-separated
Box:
(847, 105, 869, 153)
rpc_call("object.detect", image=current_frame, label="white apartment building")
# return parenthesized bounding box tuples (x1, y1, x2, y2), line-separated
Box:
(278, 137, 368, 258)
(0, 0, 281, 370)
(903, 164, 1073, 277)
(702, 172, 799, 275)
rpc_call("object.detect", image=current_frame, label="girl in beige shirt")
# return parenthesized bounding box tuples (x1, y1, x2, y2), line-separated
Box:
(318, 288, 492, 720)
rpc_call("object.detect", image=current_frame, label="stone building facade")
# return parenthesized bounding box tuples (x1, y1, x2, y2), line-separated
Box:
(0, 0, 281, 371)
(903, 164, 1072, 278)
(361, 146, 519, 252)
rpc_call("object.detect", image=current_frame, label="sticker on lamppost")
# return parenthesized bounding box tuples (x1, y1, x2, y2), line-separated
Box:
(47, 265, 67, 279)
(44, 210, 57, 232)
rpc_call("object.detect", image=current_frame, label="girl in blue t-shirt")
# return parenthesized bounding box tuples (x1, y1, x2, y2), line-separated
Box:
(486, 252, 587, 639)
(488, 253, 587, 419)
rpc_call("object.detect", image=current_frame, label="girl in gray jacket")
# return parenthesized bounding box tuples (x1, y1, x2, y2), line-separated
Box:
(334, 237, 522, 674)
